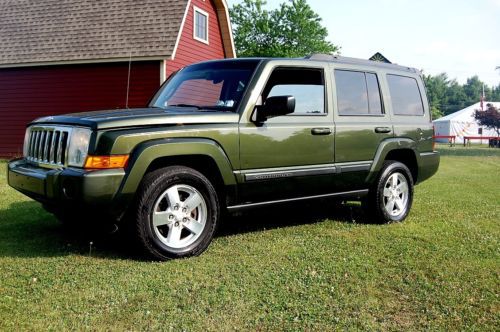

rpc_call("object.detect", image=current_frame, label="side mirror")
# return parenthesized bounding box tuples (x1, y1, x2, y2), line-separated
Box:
(253, 95, 295, 122)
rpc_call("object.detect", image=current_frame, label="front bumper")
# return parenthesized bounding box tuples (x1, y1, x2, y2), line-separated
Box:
(8, 158, 125, 210)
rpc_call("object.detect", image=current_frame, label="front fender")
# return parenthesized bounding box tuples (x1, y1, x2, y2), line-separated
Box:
(118, 138, 237, 197)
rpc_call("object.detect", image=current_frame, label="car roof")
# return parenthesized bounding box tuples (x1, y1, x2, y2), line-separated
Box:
(194, 55, 420, 75)
(303, 54, 419, 73)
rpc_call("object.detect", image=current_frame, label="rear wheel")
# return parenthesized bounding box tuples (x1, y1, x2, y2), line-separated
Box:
(134, 166, 219, 260)
(363, 161, 414, 224)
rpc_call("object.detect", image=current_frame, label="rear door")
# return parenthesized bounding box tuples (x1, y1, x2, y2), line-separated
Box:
(332, 67, 393, 190)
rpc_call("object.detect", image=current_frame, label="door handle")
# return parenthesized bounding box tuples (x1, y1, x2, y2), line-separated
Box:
(374, 127, 391, 134)
(311, 128, 332, 135)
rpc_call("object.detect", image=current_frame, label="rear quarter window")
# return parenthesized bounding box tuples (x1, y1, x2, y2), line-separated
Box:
(387, 74, 424, 116)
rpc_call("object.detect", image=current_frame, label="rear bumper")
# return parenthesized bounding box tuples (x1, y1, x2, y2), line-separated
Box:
(8, 158, 125, 216)
(417, 151, 440, 184)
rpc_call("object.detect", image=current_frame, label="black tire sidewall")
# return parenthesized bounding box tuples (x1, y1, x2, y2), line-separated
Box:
(373, 161, 414, 223)
(136, 166, 219, 260)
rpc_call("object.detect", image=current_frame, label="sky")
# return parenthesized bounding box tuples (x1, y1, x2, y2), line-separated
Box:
(226, 0, 500, 87)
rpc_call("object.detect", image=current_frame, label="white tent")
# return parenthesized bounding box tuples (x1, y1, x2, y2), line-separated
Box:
(433, 101, 500, 144)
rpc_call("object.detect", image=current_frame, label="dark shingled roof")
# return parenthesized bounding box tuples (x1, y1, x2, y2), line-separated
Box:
(0, 0, 190, 66)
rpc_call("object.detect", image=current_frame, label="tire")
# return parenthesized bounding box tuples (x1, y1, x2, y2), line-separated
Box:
(133, 166, 220, 260)
(362, 161, 414, 224)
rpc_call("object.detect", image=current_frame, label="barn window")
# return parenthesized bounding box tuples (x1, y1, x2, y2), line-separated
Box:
(193, 6, 209, 44)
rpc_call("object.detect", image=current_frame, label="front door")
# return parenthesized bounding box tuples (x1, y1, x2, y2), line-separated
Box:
(238, 65, 335, 203)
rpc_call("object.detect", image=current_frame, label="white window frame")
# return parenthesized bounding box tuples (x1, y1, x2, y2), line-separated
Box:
(193, 6, 209, 44)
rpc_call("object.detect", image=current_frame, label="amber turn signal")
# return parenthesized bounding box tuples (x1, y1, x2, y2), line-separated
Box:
(84, 155, 129, 169)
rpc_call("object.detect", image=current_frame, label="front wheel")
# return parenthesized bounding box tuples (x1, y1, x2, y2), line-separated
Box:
(133, 166, 220, 260)
(363, 161, 414, 224)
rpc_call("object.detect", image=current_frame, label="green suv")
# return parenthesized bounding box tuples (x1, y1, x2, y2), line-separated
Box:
(8, 55, 439, 260)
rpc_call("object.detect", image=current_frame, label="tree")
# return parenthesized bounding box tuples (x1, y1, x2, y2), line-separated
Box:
(429, 106, 443, 120)
(422, 73, 500, 117)
(491, 84, 500, 101)
(423, 74, 468, 116)
(474, 103, 500, 136)
(444, 80, 468, 115)
(423, 73, 449, 118)
(230, 0, 339, 57)
(463, 76, 485, 105)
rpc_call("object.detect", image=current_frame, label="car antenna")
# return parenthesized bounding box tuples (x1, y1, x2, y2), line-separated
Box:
(125, 51, 132, 109)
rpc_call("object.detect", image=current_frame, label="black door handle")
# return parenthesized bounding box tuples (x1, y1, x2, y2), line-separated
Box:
(311, 128, 332, 135)
(374, 127, 391, 134)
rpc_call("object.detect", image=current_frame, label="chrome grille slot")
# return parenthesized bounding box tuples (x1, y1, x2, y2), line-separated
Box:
(49, 131, 57, 163)
(37, 131, 45, 160)
(42, 131, 50, 161)
(25, 126, 72, 167)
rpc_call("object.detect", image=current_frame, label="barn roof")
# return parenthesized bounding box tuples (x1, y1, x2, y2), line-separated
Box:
(0, 0, 234, 67)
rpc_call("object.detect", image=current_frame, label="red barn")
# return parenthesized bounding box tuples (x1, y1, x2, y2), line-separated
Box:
(0, 0, 235, 157)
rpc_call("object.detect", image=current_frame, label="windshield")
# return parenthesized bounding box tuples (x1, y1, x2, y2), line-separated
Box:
(151, 60, 261, 112)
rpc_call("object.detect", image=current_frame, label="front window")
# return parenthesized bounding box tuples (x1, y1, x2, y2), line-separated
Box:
(151, 60, 260, 112)
(263, 68, 325, 115)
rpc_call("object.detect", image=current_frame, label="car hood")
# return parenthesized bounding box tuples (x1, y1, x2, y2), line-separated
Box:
(31, 108, 240, 130)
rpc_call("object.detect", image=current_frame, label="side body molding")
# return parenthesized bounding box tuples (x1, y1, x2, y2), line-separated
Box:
(119, 138, 237, 196)
(366, 138, 417, 183)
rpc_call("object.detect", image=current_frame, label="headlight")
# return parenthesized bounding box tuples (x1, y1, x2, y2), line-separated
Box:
(67, 128, 92, 167)
(23, 127, 30, 157)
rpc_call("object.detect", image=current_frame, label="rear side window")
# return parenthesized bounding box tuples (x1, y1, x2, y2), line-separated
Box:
(387, 75, 424, 115)
(335, 70, 383, 115)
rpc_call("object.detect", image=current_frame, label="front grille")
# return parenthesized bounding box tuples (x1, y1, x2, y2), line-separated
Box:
(26, 126, 71, 167)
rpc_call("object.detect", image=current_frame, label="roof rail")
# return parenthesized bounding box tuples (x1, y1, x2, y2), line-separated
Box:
(304, 54, 418, 73)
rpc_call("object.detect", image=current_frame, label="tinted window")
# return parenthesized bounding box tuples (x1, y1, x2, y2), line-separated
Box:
(264, 68, 325, 115)
(387, 75, 424, 115)
(168, 79, 223, 106)
(366, 73, 383, 114)
(151, 60, 260, 111)
(335, 70, 367, 115)
(335, 70, 383, 115)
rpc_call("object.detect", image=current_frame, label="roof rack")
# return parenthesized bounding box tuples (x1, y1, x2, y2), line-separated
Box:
(304, 54, 417, 73)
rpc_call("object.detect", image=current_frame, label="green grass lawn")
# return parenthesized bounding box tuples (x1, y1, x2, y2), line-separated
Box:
(0, 149, 499, 330)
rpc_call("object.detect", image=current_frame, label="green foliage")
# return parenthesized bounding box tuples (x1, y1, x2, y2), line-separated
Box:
(0, 155, 499, 330)
(463, 76, 486, 105)
(423, 73, 449, 119)
(430, 106, 443, 120)
(474, 103, 500, 136)
(491, 83, 500, 101)
(444, 80, 468, 114)
(230, 0, 339, 57)
(424, 73, 500, 117)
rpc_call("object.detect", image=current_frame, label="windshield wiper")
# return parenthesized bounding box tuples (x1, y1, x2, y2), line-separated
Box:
(169, 104, 202, 110)
(166, 104, 237, 113)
